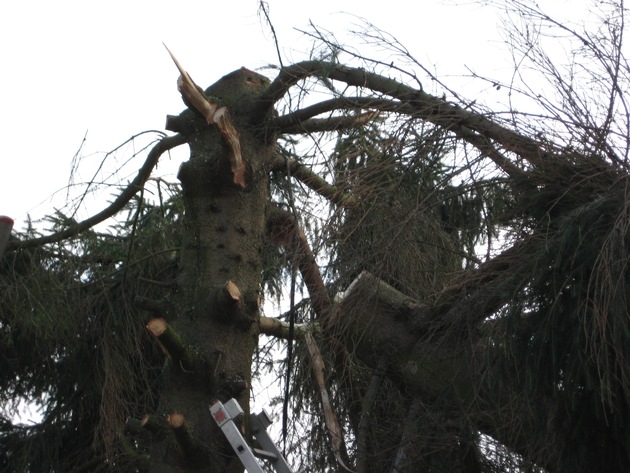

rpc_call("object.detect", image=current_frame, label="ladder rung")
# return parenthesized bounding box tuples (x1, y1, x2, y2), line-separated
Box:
(253, 447, 279, 461)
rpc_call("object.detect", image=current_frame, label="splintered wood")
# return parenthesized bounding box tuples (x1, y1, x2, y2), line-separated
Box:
(164, 44, 247, 188)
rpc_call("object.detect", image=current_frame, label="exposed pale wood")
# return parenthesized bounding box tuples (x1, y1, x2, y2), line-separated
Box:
(164, 44, 219, 125)
(258, 315, 312, 339)
(165, 45, 247, 188)
(167, 412, 204, 459)
(224, 280, 241, 303)
(167, 412, 185, 429)
(146, 318, 193, 371)
(214, 108, 247, 188)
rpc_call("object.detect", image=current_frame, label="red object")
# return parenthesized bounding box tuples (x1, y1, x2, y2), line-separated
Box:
(0, 216, 14, 258)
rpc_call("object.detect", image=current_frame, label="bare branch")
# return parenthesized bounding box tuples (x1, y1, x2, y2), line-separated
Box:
(279, 111, 379, 134)
(9, 133, 186, 250)
(271, 97, 407, 132)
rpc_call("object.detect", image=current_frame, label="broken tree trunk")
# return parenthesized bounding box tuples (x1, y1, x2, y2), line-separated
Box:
(146, 67, 276, 473)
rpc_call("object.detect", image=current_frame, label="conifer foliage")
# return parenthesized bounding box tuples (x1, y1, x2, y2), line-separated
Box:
(1, 2, 629, 471)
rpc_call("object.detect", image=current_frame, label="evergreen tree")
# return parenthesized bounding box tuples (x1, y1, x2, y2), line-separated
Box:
(2, 2, 629, 471)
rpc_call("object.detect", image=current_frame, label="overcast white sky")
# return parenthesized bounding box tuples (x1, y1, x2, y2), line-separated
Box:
(0, 0, 588, 229)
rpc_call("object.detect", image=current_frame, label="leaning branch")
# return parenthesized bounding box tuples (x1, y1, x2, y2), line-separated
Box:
(266, 205, 331, 319)
(305, 331, 354, 472)
(9, 133, 186, 250)
(271, 155, 357, 208)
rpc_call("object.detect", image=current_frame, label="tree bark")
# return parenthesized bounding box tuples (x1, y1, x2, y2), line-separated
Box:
(147, 68, 275, 473)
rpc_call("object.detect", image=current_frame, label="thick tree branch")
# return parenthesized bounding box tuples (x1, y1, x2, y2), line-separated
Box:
(333, 270, 537, 464)
(9, 133, 186, 250)
(255, 61, 422, 114)
(256, 61, 559, 176)
(166, 46, 247, 188)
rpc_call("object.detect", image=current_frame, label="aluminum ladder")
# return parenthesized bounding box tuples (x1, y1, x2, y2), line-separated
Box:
(210, 399, 293, 473)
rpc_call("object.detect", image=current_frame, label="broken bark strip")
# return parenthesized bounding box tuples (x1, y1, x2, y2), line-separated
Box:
(214, 108, 247, 188)
(266, 206, 331, 319)
(146, 318, 194, 372)
(165, 45, 247, 188)
(164, 44, 219, 124)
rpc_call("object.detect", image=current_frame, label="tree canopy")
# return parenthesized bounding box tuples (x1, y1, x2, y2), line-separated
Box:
(2, 1, 630, 472)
